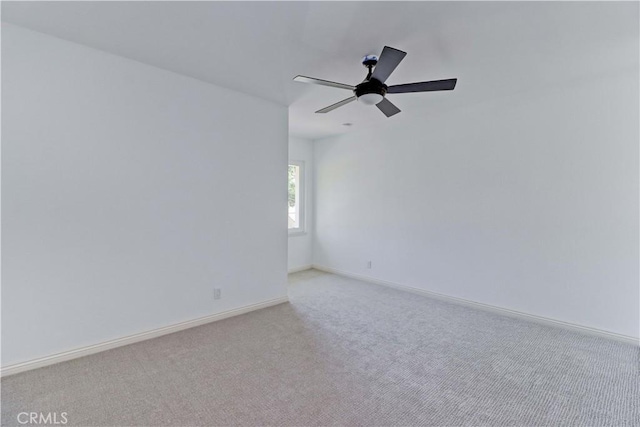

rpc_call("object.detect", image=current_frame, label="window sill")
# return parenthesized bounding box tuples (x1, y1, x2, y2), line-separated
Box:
(288, 230, 307, 237)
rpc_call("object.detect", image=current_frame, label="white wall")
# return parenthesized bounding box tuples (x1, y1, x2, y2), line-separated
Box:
(288, 137, 314, 272)
(314, 66, 639, 339)
(2, 24, 289, 366)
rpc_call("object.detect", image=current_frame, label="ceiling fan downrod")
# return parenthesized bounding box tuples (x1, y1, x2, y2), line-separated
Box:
(362, 54, 379, 81)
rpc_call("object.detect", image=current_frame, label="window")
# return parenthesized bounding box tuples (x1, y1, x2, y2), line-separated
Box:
(288, 161, 305, 234)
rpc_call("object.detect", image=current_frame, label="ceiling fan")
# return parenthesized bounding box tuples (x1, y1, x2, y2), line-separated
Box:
(293, 46, 457, 117)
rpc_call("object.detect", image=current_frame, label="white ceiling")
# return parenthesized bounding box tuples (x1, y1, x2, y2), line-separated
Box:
(3, 1, 638, 140)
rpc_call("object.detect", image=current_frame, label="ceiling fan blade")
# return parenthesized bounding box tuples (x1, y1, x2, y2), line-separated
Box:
(371, 46, 407, 83)
(376, 98, 401, 117)
(387, 78, 457, 94)
(293, 75, 355, 90)
(315, 96, 357, 114)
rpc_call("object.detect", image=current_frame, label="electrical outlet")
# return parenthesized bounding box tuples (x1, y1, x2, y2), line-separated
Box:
(213, 288, 222, 300)
(366, 261, 372, 269)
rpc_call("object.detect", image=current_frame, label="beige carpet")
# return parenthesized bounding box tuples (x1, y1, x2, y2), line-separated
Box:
(2, 269, 639, 426)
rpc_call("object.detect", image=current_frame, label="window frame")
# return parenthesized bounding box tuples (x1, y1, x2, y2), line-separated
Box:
(288, 160, 306, 236)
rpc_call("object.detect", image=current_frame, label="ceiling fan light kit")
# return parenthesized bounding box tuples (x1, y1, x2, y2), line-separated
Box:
(358, 93, 384, 105)
(293, 46, 457, 118)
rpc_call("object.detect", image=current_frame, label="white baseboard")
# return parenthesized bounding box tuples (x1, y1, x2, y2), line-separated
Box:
(312, 264, 638, 346)
(1, 296, 289, 378)
(288, 264, 313, 274)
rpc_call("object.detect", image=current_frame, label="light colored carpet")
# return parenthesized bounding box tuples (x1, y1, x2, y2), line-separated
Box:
(2, 269, 639, 426)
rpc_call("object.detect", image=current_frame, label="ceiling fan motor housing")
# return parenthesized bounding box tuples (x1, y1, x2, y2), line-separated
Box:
(354, 78, 387, 105)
